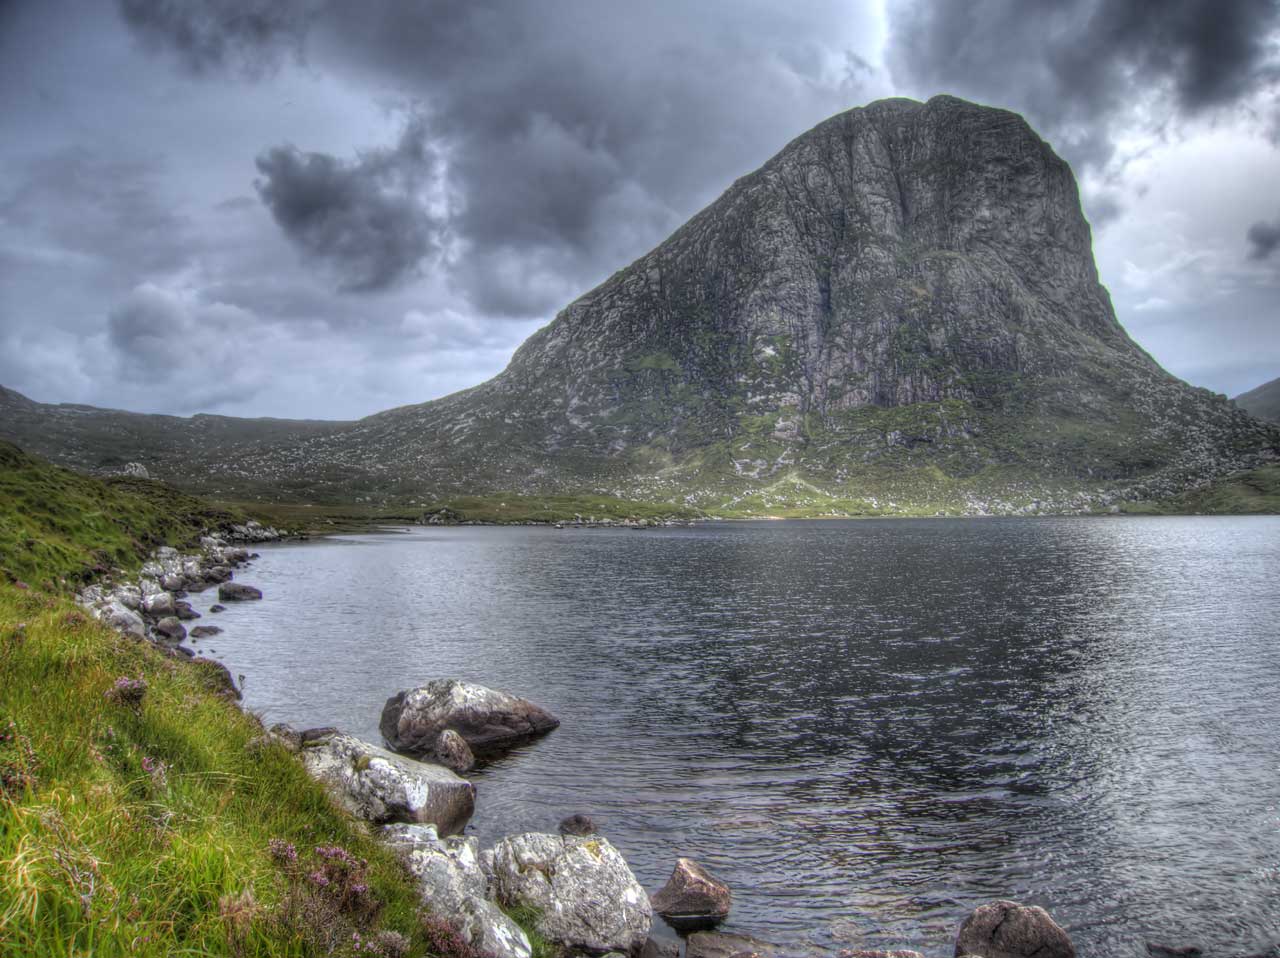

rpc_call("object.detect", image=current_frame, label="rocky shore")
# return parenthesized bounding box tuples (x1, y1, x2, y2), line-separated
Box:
(70, 529, 1243, 958)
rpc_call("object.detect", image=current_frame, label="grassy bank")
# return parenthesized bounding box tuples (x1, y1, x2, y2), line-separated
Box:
(0, 441, 510, 956)
(0, 584, 440, 957)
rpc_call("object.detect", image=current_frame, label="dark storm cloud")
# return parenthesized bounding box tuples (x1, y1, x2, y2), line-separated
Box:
(886, 0, 1280, 172)
(117, 0, 315, 77)
(117, 0, 869, 317)
(1247, 218, 1280, 260)
(254, 114, 443, 292)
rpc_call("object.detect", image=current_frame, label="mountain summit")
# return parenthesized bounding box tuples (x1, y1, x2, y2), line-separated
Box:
(3, 96, 1276, 512)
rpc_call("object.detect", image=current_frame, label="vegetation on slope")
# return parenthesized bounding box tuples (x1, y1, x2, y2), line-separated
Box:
(1135, 463, 1280, 515)
(0, 440, 247, 589)
(0, 584, 441, 957)
(0, 442, 512, 957)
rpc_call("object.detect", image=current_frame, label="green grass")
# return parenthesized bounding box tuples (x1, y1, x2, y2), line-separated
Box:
(1128, 464, 1280, 515)
(0, 584, 441, 957)
(0, 440, 248, 590)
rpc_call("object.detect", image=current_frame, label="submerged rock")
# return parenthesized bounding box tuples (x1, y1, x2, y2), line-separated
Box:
(954, 900, 1075, 958)
(217, 582, 262, 601)
(686, 931, 779, 958)
(209, 604, 226, 613)
(300, 731, 475, 834)
(650, 858, 731, 931)
(380, 679, 559, 757)
(189, 625, 222, 638)
(559, 813, 598, 837)
(488, 832, 651, 955)
(383, 823, 531, 958)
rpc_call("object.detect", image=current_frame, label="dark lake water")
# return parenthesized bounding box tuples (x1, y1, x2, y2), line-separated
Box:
(185, 518, 1280, 957)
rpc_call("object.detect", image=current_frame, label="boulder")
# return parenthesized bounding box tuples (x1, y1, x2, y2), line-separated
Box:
(954, 900, 1075, 958)
(380, 679, 560, 757)
(174, 600, 200, 620)
(434, 729, 475, 773)
(489, 832, 651, 955)
(559, 814, 598, 836)
(209, 604, 227, 613)
(153, 616, 186, 643)
(650, 858, 731, 931)
(300, 731, 475, 834)
(160, 573, 185, 592)
(218, 582, 262, 601)
(383, 823, 531, 958)
(841, 952, 924, 958)
(686, 932, 779, 958)
(103, 602, 146, 638)
(189, 625, 222, 638)
(142, 592, 176, 618)
(204, 566, 233, 585)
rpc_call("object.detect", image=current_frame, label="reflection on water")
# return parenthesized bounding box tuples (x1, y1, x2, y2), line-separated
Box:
(189, 518, 1280, 957)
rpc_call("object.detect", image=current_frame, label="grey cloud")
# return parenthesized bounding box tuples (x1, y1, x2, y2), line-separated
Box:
(1247, 218, 1280, 260)
(120, 0, 874, 318)
(886, 0, 1280, 171)
(254, 114, 443, 292)
(0, 147, 193, 277)
(117, 0, 315, 78)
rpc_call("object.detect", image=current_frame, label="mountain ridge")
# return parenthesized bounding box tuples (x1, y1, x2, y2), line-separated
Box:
(3, 95, 1277, 513)
(1235, 376, 1280, 424)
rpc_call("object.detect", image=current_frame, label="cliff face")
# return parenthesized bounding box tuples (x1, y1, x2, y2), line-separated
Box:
(2, 96, 1276, 511)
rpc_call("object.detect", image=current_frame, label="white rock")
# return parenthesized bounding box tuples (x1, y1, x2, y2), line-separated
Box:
(300, 732, 475, 833)
(383, 824, 531, 958)
(489, 833, 651, 955)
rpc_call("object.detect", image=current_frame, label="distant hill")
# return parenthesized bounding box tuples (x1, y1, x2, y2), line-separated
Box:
(2, 96, 1277, 514)
(1235, 376, 1280, 424)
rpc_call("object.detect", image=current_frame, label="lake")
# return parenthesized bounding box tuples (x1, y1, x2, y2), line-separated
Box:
(183, 517, 1280, 957)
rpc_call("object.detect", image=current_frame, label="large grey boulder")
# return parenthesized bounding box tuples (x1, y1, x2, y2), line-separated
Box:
(102, 601, 146, 638)
(142, 591, 176, 618)
(299, 731, 475, 834)
(650, 858, 731, 931)
(488, 832, 651, 955)
(382, 823, 531, 958)
(380, 679, 560, 757)
(152, 616, 186, 643)
(954, 900, 1075, 958)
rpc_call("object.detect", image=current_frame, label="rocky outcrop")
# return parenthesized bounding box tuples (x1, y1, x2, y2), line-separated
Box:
(383, 823, 531, 958)
(488, 832, 651, 955)
(299, 730, 475, 834)
(380, 680, 560, 758)
(954, 900, 1075, 958)
(650, 858, 731, 931)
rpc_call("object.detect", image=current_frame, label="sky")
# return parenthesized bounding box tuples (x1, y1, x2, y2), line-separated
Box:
(0, 0, 1277, 421)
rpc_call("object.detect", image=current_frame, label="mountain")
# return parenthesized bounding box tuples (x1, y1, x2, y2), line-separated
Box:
(1235, 376, 1280, 424)
(3, 96, 1277, 514)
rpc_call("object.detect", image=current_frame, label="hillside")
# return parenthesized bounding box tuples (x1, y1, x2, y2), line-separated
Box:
(1235, 375, 1280, 424)
(2, 96, 1277, 514)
